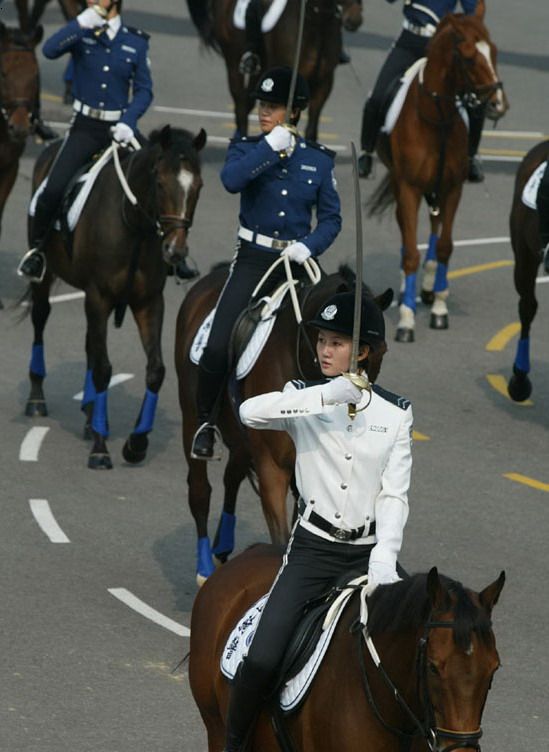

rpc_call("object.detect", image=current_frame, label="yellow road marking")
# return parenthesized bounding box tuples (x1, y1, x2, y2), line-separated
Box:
(448, 260, 513, 280)
(412, 431, 430, 442)
(480, 147, 527, 158)
(42, 92, 63, 103)
(504, 473, 549, 492)
(486, 373, 533, 406)
(486, 322, 521, 352)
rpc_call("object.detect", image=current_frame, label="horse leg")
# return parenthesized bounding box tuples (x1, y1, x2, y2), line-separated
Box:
(15, 0, 30, 30)
(227, 66, 252, 137)
(256, 449, 291, 545)
(430, 185, 463, 330)
(395, 185, 422, 342)
(85, 289, 113, 470)
(25, 274, 52, 417)
(420, 213, 442, 305)
(80, 335, 96, 440)
(211, 446, 249, 565)
(304, 73, 334, 142)
(122, 295, 166, 464)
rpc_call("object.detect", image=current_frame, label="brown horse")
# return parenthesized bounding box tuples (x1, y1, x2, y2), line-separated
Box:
(24, 126, 206, 469)
(506, 140, 549, 403)
(189, 544, 505, 752)
(369, 11, 508, 343)
(175, 265, 390, 583)
(185, 0, 362, 141)
(14, 0, 83, 32)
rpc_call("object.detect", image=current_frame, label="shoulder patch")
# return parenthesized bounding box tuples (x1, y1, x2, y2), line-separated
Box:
(372, 384, 411, 410)
(290, 378, 330, 390)
(304, 140, 336, 159)
(125, 25, 150, 40)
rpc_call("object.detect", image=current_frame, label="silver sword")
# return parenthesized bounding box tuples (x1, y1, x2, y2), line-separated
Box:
(280, 0, 306, 156)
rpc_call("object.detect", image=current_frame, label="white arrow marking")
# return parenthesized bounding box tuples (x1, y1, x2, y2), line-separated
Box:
(108, 588, 190, 637)
(73, 373, 134, 401)
(19, 427, 50, 461)
(29, 499, 70, 543)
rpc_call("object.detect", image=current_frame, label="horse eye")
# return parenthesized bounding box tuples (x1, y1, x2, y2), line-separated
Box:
(428, 662, 439, 676)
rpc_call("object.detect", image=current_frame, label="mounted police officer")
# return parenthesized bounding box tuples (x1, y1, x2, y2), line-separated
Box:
(222, 290, 413, 752)
(191, 65, 342, 460)
(17, 0, 153, 283)
(358, 0, 486, 183)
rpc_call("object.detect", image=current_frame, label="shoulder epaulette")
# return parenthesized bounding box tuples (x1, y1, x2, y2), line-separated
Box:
(304, 140, 337, 159)
(124, 25, 150, 40)
(290, 378, 330, 390)
(230, 133, 262, 144)
(372, 384, 411, 410)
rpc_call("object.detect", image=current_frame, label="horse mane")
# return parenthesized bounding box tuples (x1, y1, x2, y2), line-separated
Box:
(148, 127, 202, 171)
(367, 573, 494, 650)
(185, 0, 221, 52)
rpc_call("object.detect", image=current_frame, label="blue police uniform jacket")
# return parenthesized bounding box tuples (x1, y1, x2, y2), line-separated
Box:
(387, 0, 477, 27)
(221, 133, 341, 257)
(42, 19, 153, 131)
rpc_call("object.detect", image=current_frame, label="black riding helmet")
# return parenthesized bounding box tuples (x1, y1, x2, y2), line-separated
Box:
(253, 66, 310, 110)
(308, 292, 386, 352)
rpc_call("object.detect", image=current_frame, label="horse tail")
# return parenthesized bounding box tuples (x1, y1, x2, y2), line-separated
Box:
(186, 0, 220, 52)
(366, 174, 395, 217)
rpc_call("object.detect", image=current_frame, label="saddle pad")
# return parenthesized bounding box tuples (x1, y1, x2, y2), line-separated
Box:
(522, 161, 547, 210)
(220, 585, 357, 713)
(233, 0, 288, 32)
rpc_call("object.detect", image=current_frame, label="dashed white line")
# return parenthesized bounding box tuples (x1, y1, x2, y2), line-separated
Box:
(108, 588, 190, 637)
(73, 373, 134, 401)
(29, 499, 70, 543)
(19, 427, 50, 461)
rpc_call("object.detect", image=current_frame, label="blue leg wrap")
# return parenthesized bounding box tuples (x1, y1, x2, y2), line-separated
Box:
(30, 343, 46, 378)
(134, 389, 158, 434)
(514, 338, 530, 374)
(434, 262, 448, 293)
(426, 233, 438, 262)
(91, 390, 109, 437)
(81, 369, 96, 409)
(212, 512, 236, 557)
(403, 273, 417, 311)
(197, 537, 216, 579)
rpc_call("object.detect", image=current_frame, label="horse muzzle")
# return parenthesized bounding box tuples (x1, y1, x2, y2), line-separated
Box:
(485, 83, 509, 122)
(342, 9, 362, 31)
(5, 107, 31, 142)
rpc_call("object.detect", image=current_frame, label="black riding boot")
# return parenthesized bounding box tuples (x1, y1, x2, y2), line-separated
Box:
(358, 98, 379, 178)
(224, 668, 264, 752)
(537, 165, 549, 273)
(467, 105, 485, 183)
(191, 365, 226, 460)
(17, 200, 52, 283)
(239, 0, 262, 75)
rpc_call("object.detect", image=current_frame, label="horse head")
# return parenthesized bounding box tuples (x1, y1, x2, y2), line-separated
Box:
(424, 567, 505, 752)
(444, 15, 508, 122)
(0, 23, 43, 142)
(148, 125, 206, 274)
(340, 0, 363, 32)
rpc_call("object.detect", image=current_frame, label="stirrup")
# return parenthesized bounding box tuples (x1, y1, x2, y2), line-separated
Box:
(17, 249, 46, 284)
(239, 51, 261, 76)
(190, 422, 223, 462)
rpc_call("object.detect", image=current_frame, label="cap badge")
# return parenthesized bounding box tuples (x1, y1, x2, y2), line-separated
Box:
(321, 304, 337, 321)
(261, 78, 274, 93)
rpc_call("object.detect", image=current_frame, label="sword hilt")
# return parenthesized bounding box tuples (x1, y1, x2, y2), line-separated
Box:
(342, 372, 371, 420)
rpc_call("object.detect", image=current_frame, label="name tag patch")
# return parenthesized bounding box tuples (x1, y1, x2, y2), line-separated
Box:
(300, 164, 317, 172)
(368, 425, 388, 433)
(122, 45, 137, 53)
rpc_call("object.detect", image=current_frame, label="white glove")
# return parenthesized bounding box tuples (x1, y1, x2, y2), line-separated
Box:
(265, 125, 295, 153)
(77, 7, 106, 29)
(111, 122, 134, 145)
(281, 242, 311, 265)
(368, 561, 401, 587)
(321, 375, 363, 406)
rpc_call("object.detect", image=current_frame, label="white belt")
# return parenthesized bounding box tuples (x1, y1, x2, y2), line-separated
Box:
(402, 19, 436, 37)
(238, 226, 296, 251)
(73, 99, 122, 122)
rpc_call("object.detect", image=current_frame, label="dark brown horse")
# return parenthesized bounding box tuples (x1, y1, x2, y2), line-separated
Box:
(24, 125, 206, 469)
(506, 140, 549, 402)
(185, 0, 362, 141)
(369, 10, 507, 343)
(175, 265, 390, 584)
(190, 544, 505, 752)
(14, 0, 83, 32)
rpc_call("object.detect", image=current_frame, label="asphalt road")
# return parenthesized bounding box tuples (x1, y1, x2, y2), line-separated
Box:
(1, 0, 548, 750)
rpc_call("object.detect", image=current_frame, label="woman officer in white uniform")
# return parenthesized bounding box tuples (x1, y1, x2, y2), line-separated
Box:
(223, 290, 414, 752)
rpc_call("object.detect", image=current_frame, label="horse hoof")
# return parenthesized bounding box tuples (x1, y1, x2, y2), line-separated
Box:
(88, 452, 113, 470)
(25, 400, 48, 417)
(395, 327, 415, 343)
(430, 313, 449, 330)
(421, 290, 435, 305)
(122, 433, 148, 464)
(213, 553, 230, 567)
(508, 370, 532, 402)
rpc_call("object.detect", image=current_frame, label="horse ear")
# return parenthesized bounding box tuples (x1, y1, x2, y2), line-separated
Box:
(31, 25, 44, 46)
(159, 124, 172, 150)
(427, 567, 448, 609)
(475, 0, 486, 20)
(375, 288, 393, 311)
(479, 571, 505, 613)
(0, 22, 6, 40)
(193, 128, 207, 152)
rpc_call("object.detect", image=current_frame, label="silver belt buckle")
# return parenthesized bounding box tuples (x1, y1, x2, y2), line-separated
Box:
(330, 526, 352, 542)
(89, 107, 102, 119)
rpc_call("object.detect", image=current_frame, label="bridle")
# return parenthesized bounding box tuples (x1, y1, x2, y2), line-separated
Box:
(356, 616, 488, 752)
(0, 44, 38, 124)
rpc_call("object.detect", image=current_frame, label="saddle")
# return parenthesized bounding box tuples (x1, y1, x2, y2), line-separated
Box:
(522, 161, 547, 210)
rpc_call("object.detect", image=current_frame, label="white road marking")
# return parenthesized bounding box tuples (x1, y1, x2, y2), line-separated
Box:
(417, 236, 510, 250)
(20, 291, 85, 306)
(73, 373, 134, 401)
(19, 427, 50, 461)
(108, 588, 190, 637)
(29, 499, 70, 543)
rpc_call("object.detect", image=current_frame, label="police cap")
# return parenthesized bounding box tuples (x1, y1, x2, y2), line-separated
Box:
(308, 292, 386, 351)
(253, 66, 309, 110)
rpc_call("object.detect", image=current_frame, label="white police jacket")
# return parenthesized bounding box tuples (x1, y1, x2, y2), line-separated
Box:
(239, 379, 413, 576)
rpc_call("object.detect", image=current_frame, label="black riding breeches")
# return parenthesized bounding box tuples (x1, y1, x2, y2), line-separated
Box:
(32, 114, 112, 245)
(225, 524, 373, 747)
(466, 103, 485, 157)
(244, 0, 263, 53)
(537, 163, 549, 247)
(361, 30, 428, 152)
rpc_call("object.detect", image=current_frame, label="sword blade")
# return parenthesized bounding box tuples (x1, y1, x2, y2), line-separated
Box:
(285, 0, 307, 124)
(349, 141, 363, 374)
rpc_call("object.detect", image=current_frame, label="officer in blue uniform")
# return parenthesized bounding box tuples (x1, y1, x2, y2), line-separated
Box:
(17, 0, 153, 283)
(191, 66, 342, 459)
(358, 0, 486, 183)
